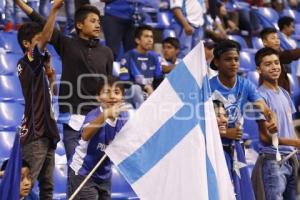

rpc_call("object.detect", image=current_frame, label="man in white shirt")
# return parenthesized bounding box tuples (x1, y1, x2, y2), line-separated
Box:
(170, 0, 205, 58)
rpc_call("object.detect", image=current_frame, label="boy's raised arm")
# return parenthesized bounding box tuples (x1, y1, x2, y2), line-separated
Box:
(38, 0, 64, 50)
(16, 0, 33, 16)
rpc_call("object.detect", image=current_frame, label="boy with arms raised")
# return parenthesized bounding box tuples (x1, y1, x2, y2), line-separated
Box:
(16, 0, 64, 199)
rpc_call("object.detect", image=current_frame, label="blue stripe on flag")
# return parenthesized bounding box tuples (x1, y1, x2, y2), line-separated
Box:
(118, 60, 219, 199)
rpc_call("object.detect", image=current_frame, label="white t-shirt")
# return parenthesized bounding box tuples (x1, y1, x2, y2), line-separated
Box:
(170, 0, 205, 27)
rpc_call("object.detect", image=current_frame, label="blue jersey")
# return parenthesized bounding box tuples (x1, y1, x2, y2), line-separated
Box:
(258, 85, 296, 154)
(210, 76, 261, 144)
(119, 49, 163, 85)
(104, 0, 135, 20)
(69, 107, 129, 181)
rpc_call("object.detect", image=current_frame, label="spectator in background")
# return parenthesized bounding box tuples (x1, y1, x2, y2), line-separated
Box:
(16, 0, 63, 199)
(101, 0, 136, 60)
(216, 1, 239, 35)
(203, 40, 217, 78)
(119, 25, 163, 109)
(3, 0, 22, 31)
(260, 27, 300, 94)
(161, 37, 181, 74)
(0, 159, 38, 200)
(170, 0, 205, 58)
(278, 16, 298, 49)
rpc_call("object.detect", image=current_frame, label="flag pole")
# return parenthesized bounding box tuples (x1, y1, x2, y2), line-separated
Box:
(69, 154, 108, 200)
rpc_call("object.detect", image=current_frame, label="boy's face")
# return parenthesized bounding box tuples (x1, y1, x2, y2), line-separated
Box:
(135, 30, 153, 51)
(262, 33, 280, 50)
(162, 43, 179, 61)
(98, 85, 123, 109)
(283, 22, 295, 36)
(77, 13, 101, 39)
(214, 50, 239, 78)
(214, 106, 228, 135)
(23, 33, 41, 52)
(20, 167, 32, 197)
(257, 54, 281, 82)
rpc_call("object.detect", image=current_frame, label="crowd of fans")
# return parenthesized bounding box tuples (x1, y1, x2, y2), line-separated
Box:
(0, 0, 300, 199)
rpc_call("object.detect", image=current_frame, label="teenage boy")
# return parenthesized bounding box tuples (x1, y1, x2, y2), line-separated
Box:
(16, 0, 114, 161)
(252, 47, 300, 200)
(278, 16, 297, 49)
(213, 100, 228, 136)
(119, 24, 163, 109)
(161, 37, 181, 74)
(68, 76, 129, 199)
(260, 27, 300, 94)
(16, 1, 63, 199)
(209, 40, 276, 200)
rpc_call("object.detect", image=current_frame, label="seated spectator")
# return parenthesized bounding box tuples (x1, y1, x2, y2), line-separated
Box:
(278, 16, 298, 49)
(119, 25, 163, 108)
(260, 28, 300, 94)
(216, 1, 239, 35)
(0, 159, 38, 200)
(161, 37, 181, 74)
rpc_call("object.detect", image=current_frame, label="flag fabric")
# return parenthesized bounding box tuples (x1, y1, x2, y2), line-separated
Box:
(0, 132, 22, 200)
(105, 42, 235, 200)
(232, 140, 255, 200)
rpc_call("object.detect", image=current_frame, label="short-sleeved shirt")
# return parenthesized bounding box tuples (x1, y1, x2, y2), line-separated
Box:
(17, 45, 59, 147)
(119, 49, 163, 86)
(210, 76, 261, 144)
(104, 0, 135, 20)
(69, 107, 129, 181)
(258, 85, 296, 154)
(170, 0, 205, 27)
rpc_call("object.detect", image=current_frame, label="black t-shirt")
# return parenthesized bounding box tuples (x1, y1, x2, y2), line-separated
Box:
(29, 11, 114, 115)
(18, 45, 59, 147)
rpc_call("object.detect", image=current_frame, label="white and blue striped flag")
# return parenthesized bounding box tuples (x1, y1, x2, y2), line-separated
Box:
(105, 42, 235, 200)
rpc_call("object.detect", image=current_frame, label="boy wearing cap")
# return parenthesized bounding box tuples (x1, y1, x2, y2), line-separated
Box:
(209, 40, 276, 200)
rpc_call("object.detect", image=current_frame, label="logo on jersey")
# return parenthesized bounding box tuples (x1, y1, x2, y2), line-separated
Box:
(19, 117, 29, 137)
(97, 143, 107, 151)
(17, 64, 23, 76)
(120, 58, 127, 66)
(141, 62, 147, 70)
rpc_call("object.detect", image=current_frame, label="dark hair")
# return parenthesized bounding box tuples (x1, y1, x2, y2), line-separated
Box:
(255, 47, 279, 66)
(210, 40, 240, 70)
(97, 76, 125, 95)
(17, 22, 43, 53)
(75, 5, 101, 33)
(134, 24, 153, 39)
(162, 37, 180, 49)
(260, 28, 277, 40)
(278, 16, 294, 31)
(1, 159, 31, 171)
(213, 100, 225, 110)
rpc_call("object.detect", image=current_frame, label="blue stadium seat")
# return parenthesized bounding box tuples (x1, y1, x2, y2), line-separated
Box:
(281, 9, 300, 24)
(0, 131, 16, 160)
(162, 29, 176, 39)
(247, 71, 259, 86)
(294, 24, 300, 35)
(47, 44, 59, 58)
(53, 164, 67, 199)
(156, 11, 171, 29)
(0, 75, 24, 102)
(0, 102, 24, 131)
(111, 165, 138, 199)
(251, 37, 264, 49)
(228, 35, 248, 49)
(0, 31, 23, 53)
(0, 52, 22, 75)
(113, 61, 120, 77)
(239, 51, 256, 72)
(252, 7, 279, 29)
